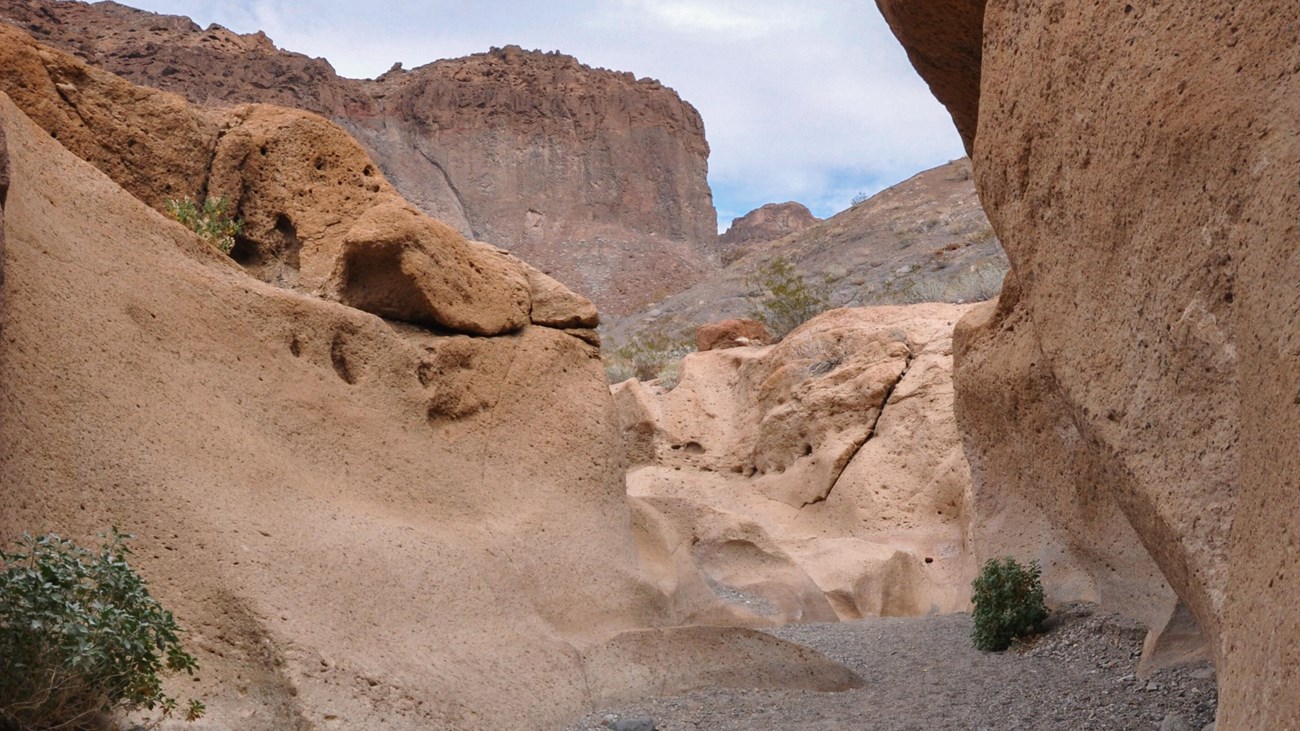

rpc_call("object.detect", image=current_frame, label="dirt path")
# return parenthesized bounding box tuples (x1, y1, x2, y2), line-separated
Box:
(564, 605, 1217, 730)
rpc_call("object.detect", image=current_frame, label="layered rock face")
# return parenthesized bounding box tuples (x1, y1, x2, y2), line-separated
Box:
(0, 0, 719, 315)
(879, 1, 1300, 726)
(0, 25, 860, 730)
(718, 201, 820, 264)
(615, 305, 978, 624)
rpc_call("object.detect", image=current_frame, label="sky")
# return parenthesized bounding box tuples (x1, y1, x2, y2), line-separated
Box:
(124, 0, 966, 231)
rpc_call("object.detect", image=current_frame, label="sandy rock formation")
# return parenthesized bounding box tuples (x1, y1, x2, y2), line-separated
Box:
(879, 1, 1300, 726)
(0, 27, 861, 730)
(695, 318, 772, 352)
(0, 0, 720, 316)
(718, 202, 820, 264)
(617, 304, 978, 624)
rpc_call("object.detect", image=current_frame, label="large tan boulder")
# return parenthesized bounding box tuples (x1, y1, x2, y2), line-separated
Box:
(618, 304, 979, 623)
(879, 1, 1300, 726)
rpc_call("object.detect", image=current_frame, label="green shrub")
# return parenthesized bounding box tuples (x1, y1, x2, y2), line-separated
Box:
(746, 256, 832, 339)
(0, 530, 204, 730)
(970, 556, 1048, 651)
(164, 197, 242, 255)
(604, 329, 695, 388)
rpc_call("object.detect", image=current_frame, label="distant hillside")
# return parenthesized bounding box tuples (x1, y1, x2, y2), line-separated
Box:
(606, 158, 1006, 346)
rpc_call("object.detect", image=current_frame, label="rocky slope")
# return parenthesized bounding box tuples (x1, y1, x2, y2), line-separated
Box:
(0, 25, 860, 730)
(0, 0, 719, 316)
(879, 0, 1300, 727)
(608, 158, 1005, 347)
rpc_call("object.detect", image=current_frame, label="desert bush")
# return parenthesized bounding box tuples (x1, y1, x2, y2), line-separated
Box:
(0, 530, 204, 730)
(746, 256, 832, 340)
(604, 329, 695, 388)
(164, 197, 242, 255)
(970, 556, 1049, 651)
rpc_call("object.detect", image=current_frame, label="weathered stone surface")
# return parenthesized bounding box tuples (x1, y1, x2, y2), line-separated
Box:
(619, 305, 980, 623)
(883, 1, 1300, 727)
(718, 202, 819, 264)
(694, 318, 771, 352)
(0, 0, 721, 316)
(327, 201, 531, 336)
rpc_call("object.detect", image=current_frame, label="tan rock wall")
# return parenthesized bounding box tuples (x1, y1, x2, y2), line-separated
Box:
(880, 1, 1300, 726)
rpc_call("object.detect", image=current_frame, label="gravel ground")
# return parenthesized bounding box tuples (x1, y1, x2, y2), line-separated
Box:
(564, 604, 1217, 730)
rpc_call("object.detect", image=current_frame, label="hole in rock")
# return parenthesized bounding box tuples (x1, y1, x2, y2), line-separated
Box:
(259, 144, 269, 156)
(684, 441, 705, 455)
(925, 557, 934, 564)
(330, 333, 356, 385)
(289, 336, 301, 358)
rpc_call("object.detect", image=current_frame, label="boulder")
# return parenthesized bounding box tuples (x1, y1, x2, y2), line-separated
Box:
(695, 318, 772, 352)
(326, 201, 531, 335)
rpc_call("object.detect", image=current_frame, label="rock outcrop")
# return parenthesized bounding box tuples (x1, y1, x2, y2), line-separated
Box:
(617, 305, 979, 624)
(0, 24, 860, 730)
(694, 318, 772, 352)
(718, 202, 819, 264)
(879, 1, 1300, 726)
(0, 0, 720, 316)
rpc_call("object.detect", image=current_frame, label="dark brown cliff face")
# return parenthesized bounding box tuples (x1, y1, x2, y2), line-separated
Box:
(0, 0, 718, 316)
(880, 1, 1300, 728)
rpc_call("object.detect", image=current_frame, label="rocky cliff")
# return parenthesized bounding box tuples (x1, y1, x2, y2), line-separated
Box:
(718, 201, 820, 264)
(879, 1, 1300, 726)
(0, 0, 719, 316)
(0, 24, 858, 729)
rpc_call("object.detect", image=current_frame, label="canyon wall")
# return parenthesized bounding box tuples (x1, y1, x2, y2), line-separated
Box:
(0, 0, 718, 315)
(878, 0, 1300, 726)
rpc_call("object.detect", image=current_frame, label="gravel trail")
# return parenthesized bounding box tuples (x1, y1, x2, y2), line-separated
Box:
(564, 604, 1216, 730)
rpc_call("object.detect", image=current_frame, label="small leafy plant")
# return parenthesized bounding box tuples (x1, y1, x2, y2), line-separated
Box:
(0, 530, 204, 730)
(746, 256, 832, 340)
(164, 197, 242, 255)
(970, 556, 1049, 652)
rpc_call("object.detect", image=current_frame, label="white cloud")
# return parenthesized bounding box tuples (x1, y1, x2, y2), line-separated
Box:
(122, 0, 965, 225)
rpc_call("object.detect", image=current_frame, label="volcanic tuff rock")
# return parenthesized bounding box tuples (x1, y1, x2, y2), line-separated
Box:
(608, 159, 1005, 347)
(880, 0, 1300, 726)
(0, 26, 866, 729)
(717, 202, 820, 264)
(616, 305, 980, 623)
(0, 0, 720, 316)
